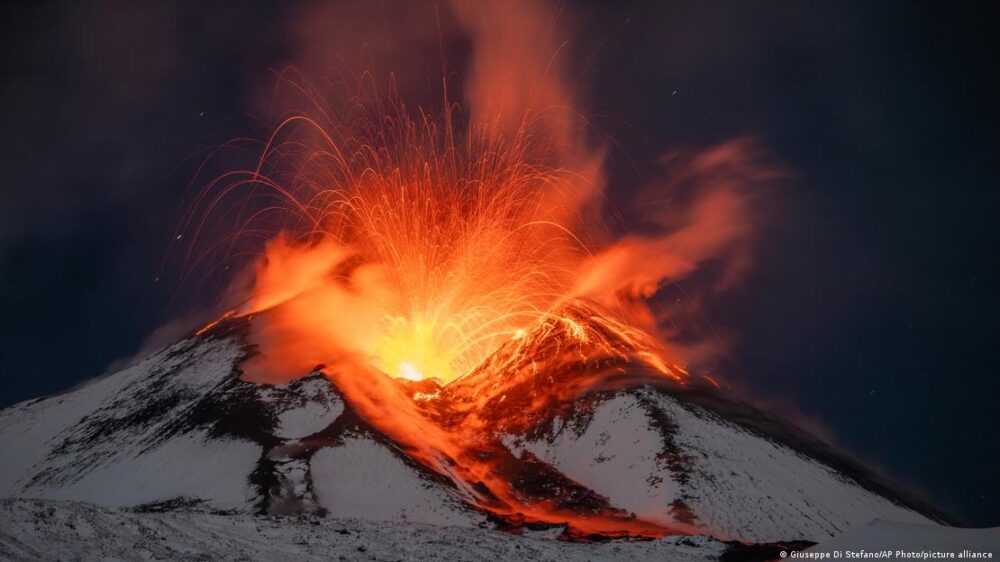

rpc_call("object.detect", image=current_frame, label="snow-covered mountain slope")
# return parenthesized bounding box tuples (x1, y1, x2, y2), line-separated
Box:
(0, 323, 480, 527)
(808, 519, 1000, 558)
(438, 307, 946, 542)
(503, 389, 934, 542)
(0, 498, 730, 562)
(0, 315, 948, 548)
(310, 437, 478, 526)
(0, 335, 259, 511)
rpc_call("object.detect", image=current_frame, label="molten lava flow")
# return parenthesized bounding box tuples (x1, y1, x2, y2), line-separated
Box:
(194, 310, 236, 337)
(184, 0, 771, 539)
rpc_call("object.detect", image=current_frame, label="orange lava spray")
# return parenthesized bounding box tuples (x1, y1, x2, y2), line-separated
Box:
(182, 0, 772, 538)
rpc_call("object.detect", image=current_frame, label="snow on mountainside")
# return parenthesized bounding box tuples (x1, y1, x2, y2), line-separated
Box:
(808, 519, 1000, 557)
(505, 390, 935, 542)
(310, 437, 479, 526)
(0, 498, 728, 562)
(0, 315, 954, 557)
(0, 322, 479, 525)
(0, 336, 259, 510)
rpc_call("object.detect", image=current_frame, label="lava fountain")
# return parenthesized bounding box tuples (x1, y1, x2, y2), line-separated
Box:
(181, 0, 770, 539)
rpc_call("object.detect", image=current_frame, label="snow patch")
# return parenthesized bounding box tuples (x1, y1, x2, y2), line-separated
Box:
(27, 430, 258, 510)
(310, 437, 481, 527)
(274, 401, 341, 439)
(506, 394, 681, 524)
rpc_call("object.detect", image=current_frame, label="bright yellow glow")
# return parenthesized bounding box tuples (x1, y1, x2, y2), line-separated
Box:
(397, 362, 424, 382)
(373, 316, 456, 382)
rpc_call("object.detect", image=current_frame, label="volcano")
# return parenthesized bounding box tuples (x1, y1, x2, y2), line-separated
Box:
(0, 312, 952, 559)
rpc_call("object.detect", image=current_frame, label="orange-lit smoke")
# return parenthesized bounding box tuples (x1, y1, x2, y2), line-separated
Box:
(228, 0, 772, 386)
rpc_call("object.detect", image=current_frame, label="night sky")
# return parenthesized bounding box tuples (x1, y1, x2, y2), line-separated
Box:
(2, 1, 998, 526)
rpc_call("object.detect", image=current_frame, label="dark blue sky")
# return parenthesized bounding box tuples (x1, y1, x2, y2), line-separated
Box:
(1, 0, 997, 526)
